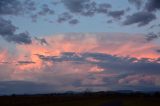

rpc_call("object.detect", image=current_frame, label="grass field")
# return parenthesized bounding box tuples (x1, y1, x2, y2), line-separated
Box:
(0, 92, 160, 106)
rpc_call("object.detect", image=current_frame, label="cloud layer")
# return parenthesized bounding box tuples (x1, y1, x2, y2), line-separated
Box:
(123, 12, 156, 27)
(0, 0, 160, 94)
(0, 33, 160, 94)
(0, 18, 32, 44)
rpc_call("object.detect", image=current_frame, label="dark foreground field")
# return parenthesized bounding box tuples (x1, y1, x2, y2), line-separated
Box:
(0, 92, 160, 106)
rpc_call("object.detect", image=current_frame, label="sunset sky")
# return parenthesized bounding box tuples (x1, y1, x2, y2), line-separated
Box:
(0, 0, 160, 95)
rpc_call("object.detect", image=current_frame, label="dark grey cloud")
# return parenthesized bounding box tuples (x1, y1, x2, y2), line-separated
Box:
(29, 2, 55, 22)
(7, 32, 32, 44)
(0, 81, 55, 95)
(0, 17, 32, 44)
(0, 0, 36, 16)
(35, 37, 48, 45)
(1, 52, 160, 94)
(57, 12, 73, 23)
(59, 0, 116, 24)
(156, 49, 160, 53)
(24, 0, 36, 12)
(96, 3, 111, 14)
(128, 0, 144, 9)
(108, 10, 125, 20)
(145, 32, 160, 42)
(61, 0, 91, 14)
(34, 52, 160, 91)
(145, 0, 160, 12)
(37, 52, 160, 74)
(0, 0, 23, 15)
(69, 19, 79, 25)
(0, 0, 36, 44)
(61, 0, 111, 17)
(36, 52, 84, 63)
(123, 11, 156, 27)
(81, 2, 97, 17)
(38, 4, 54, 16)
(63, 0, 97, 17)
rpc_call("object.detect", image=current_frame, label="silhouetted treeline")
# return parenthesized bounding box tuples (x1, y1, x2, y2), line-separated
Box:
(0, 91, 160, 106)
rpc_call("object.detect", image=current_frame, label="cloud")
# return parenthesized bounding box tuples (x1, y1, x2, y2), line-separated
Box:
(38, 4, 54, 16)
(68, 19, 79, 25)
(35, 37, 48, 46)
(59, 0, 111, 24)
(0, 0, 37, 16)
(0, 0, 23, 15)
(34, 51, 160, 91)
(61, 0, 95, 15)
(156, 49, 160, 53)
(0, 81, 55, 95)
(17, 61, 36, 65)
(57, 12, 73, 23)
(0, 17, 32, 44)
(0, 0, 34, 44)
(0, 33, 160, 93)
(37, 52, 160, 75)
(128, 0, 160, 12)
(108, 10, 125, 20)
(96, 3, 111, 14)
(107, 20, 113, 24)
(118, 74, 160, 86)
(61, 0, 111, 16)
(123, 11, 156, 26)
(145, 32, 160, 42)
(145, 0, 160, 12)
(149, 24, 160, 29)
(128, 0, 144, 9)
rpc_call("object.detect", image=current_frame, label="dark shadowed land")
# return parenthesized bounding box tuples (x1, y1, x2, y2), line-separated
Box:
(0, 91, 160, 106)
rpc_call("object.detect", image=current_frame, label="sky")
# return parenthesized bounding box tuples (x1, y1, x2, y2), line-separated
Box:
(0, 0, 160, 95)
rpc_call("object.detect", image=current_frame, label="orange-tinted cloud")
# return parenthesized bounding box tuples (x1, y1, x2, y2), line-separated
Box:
(0, 33, 160, 90)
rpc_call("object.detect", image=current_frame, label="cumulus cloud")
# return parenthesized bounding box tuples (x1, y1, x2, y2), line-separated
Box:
(145, 0, 160, 12)
(57, 12, 73, 23)
(128, 0, 144, 9)
(68, 19, 79, 25)
(61, 0, 95, 15)
(37, 52, 160, 75)
(123, 11, 156, 26)
(0, 0, 23, 15)
(23, 51, 160, 92)
(35, 37, 48, 46)
(96, 3, 111, 14)
(128, 0, 160, 12)
(54, 0, 128, 24)
(0, 33, 160, 94)
(156, 49, 160, 53)
(0, 0, 37, 16)
(108, 10, 125, 20)
(118, 74, 160, 86)
(61, 0, 111, 17)
(145, 32, 160, 42)
(0, 0, 35, 44)
(38, 4, 54, 16)
(0, 17, 32, 44)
